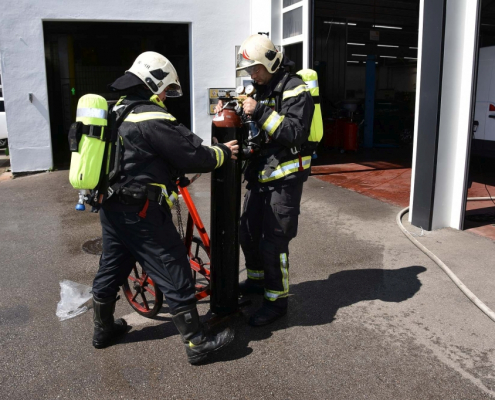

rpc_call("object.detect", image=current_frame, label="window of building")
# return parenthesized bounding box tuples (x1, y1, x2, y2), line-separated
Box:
(283, 0, 302, 7)
(283, 7, 303, 39)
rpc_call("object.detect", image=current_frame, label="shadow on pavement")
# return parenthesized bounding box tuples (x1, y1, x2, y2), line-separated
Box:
(210, 265, 427, 363)
(122, 319, 177, 344)
(115, 266, 426, 364)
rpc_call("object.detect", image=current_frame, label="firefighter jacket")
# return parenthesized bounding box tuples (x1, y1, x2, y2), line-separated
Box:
(247, 61, 315, 191)
(104, 93, 231, 211)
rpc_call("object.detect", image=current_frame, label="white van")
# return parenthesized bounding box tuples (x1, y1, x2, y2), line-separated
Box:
(0, 96, 7, 148)
(473, 46, 495, 156)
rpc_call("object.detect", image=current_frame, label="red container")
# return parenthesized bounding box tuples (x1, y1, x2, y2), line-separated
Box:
(343, 122, 358, 151)
(335, 118, 347, 148)
(323, 119, 338, 148)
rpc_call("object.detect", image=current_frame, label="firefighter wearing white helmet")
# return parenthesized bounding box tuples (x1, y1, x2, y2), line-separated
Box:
(91, 51, 238, 364)
(236, 34, 284, 76)
(218, 34, 316, 327)
(126, 51, 183, 97)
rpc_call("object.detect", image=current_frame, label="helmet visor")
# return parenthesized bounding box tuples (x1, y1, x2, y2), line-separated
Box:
(165, 83, 183, 98)
(236, 53, 258, 77)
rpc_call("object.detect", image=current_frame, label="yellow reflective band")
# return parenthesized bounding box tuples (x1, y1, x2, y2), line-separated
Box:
(216, 146, 224, 168)
(261, 111, 284, 135)
(209, 146, 220, 168)
(264, 254, 289, 301)
(264, 289, 289, 301)
(259, 156, 312, 183)
(208, 146, 224, 168)
(280, 253, 289, 293)
(189, 341, 196, 348)
(148, 183, 177, 209)
(124, 112, 176, 123)
(247, 269, 264, 280)
(282, 84, 309, 100)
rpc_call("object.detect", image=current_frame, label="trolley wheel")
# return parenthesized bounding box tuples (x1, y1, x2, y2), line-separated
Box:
(189, 236, 211, 300)
(123, 263, 163, 318)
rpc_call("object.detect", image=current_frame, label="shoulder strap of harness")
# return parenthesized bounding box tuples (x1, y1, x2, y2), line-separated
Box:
(95, 100, 155, 206)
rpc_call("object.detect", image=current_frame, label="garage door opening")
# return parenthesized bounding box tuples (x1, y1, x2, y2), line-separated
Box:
(463, 0, 495, 238)
(43, 21, 190, 167)
(311, 0, 420, 208)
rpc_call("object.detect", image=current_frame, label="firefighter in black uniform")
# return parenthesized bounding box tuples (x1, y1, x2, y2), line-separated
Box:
(91, 52, 239, 365)
(216, 34, 314, 326)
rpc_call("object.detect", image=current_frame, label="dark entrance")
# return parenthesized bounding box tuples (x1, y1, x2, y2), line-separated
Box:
(284, 42, 303, 72)
(43, 21, 190, 167)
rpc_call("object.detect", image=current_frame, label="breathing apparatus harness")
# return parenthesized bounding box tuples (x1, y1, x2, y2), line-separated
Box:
(253, 69, 323, 179)
(69, 94, 172, 212)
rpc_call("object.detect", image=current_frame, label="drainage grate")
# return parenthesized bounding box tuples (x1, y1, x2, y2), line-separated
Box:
(82, 237, 103, 255)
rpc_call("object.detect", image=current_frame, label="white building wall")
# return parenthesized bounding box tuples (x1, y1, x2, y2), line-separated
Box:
(0, 0, 250, 173)
(251, 0, 272, 36)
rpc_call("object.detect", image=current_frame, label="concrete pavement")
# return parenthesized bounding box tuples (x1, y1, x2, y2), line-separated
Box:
(0, 170, 494, 399)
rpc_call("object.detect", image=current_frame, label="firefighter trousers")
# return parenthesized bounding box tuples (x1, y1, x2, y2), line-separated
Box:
(92, 201, 197, 313)
(239, 181, 303, 309)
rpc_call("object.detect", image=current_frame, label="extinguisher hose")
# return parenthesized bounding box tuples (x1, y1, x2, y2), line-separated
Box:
(396, 198, 495, 323)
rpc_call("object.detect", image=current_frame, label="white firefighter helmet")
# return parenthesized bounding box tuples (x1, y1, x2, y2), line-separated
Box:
(236, 34, 283, 77)
(126, 51, 183, 97)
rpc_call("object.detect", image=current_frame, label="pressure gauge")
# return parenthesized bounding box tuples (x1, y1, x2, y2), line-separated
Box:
(245, 85, 256, 96)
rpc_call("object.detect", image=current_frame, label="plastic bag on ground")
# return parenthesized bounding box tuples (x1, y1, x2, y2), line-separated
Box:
(56, 280, 93, 321)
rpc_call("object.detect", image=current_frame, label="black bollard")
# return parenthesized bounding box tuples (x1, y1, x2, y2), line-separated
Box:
(210, 108, 244, 315)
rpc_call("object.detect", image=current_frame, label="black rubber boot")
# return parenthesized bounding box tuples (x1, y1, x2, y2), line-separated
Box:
(92, 295, 128, 349)
(172, 305, 234, 365)
(239, 279, 264, 296)
(249, 301, 287, 327)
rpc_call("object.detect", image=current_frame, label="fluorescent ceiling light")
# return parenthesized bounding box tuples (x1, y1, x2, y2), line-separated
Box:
(409, 47, 417, 49)
(380, 55, 397, 59)
(404, 57, 417, 60)
(378, 44, 399, 48)
(352, 54, 367, 57)
(347, 61, 359, 63)
(324, 21, 357, 26)
(373, 25, 402, 30)
(348, 43, 365, 46)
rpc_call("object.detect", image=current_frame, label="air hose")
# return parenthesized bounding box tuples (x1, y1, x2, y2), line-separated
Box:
(397, 197, 495, 323)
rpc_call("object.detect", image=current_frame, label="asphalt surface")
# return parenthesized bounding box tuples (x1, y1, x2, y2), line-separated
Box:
(0, 170, 494, 399)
